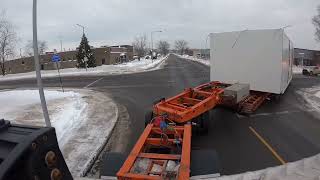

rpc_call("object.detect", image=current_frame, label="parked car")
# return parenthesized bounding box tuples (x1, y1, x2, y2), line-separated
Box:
(302, 66, 320, 76)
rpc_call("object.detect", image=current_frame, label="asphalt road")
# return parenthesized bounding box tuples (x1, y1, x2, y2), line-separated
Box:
(1, 54, 320, 175)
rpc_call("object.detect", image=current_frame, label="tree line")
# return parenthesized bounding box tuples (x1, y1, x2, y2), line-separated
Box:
(132, 34, 190, 58)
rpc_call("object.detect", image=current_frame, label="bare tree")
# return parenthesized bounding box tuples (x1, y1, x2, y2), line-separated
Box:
(132, 34, 147, 58)
(24, 40, 48, 56)
(312, 5, 320, 42)
(157, 40, 170, 55)
(0, 10, 17, 76)
(174, 40, 188, 55)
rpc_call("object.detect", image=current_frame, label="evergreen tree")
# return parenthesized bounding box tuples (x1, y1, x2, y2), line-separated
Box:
(76, 34, 96, 68)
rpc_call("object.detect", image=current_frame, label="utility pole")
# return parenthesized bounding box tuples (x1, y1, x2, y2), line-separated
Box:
(60, 39, 63, 52)
(33, 0, 51, 127)
(76, 24, 85, 35)
(76, 24, 88, 70)
(151, 30, 162, 52)
(151, 30, 162, 62)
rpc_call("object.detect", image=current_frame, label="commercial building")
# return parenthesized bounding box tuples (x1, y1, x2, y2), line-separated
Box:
(191, 49, 210, 59)
(3, 45, 133, 74)
(294, 48, 320, 66)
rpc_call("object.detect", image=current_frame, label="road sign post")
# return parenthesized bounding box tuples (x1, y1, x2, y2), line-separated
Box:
(51, 54, 64, 92)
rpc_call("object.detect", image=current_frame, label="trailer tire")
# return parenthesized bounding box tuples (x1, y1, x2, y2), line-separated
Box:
(101, 152, 126, 177)
(145, 110, 154, 127)
(191, 149, 220, 176)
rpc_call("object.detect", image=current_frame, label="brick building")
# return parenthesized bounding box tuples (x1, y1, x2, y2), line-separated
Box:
(294, 48, 320, 66)
(3, 45, 133, 74)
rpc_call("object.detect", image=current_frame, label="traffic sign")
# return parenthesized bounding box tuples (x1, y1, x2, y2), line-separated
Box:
(51, 54, 61, 62)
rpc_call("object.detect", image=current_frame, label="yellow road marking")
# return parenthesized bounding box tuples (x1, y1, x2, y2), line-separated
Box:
(249, 126, 286, 165)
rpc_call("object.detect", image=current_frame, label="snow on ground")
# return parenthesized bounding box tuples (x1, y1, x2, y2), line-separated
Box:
(0, 89, 118, 177)
(297, 86, 320, 113)
(176, 54, 210, 66)
(292, 66, 303, 74)
(0, 55, 168, 82)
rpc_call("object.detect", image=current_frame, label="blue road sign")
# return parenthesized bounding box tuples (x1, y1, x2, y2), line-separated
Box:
(51, 54, 61, 62)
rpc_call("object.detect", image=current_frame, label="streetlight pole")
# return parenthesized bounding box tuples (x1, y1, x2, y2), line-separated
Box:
(76, 24, 85, 35)
(151, 30, 162, 52)
(151, 30, 162, 62)
(299, 52, 305, 66)
(76, 24, 88, 71)
(59, 38, 63, 52)
(33, 0, 51, 127)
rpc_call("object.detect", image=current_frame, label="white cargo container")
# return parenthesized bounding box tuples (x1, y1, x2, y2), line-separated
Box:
(210, 29, 293, 94)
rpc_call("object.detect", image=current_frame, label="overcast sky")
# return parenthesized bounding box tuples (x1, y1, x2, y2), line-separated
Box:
(2, 0, 320, 54)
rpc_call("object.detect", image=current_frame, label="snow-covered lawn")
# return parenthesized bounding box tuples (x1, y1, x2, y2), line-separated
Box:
(176, 54, 210, 66)
(0, 55, 168, 81)
(298, 86, 320, 113)
(292, 66, 303, 74)
(0, 89, 118, 177)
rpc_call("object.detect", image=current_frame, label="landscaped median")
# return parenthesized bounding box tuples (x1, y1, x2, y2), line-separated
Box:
(0, 88, 119, 177)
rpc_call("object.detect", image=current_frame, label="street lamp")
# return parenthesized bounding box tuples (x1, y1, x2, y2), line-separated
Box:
(151, 30, 162, 52)
(33, 0, 51, 127)
(76, 24, 85, 35)
(76, 24, 88, 71)
(299, 52, 305, 66)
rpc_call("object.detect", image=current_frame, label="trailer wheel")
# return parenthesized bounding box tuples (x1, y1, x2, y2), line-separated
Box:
(191, 149, 220, 176)
(101, 152, 126, 177)
(145, 110, 154, 127)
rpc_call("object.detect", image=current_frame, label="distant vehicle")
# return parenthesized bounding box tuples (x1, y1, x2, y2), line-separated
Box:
(133, 55, 139, 60)
(152, 51, 157, 59)
(302, 66, 320, 76)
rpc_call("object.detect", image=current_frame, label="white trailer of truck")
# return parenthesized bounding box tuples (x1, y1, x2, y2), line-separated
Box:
(210, 29, 294, 94)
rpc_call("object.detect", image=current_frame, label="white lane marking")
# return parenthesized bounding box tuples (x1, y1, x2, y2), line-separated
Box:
(84, 77, 104, 88)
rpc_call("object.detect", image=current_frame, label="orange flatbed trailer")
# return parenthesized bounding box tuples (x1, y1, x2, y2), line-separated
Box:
(153, 81, 226, 123)
(116, 81, 270, 180)
(117, 124, 191, 180)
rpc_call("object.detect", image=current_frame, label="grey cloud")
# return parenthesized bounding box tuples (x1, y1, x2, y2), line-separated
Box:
(1, 0, 320, 53)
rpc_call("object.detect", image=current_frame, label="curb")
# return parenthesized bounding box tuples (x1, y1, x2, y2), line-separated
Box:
(80, 98, 120, 177)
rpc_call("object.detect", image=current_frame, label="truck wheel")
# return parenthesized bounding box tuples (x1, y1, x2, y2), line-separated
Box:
(145, 110, 154, 127)
(191, 149, 220, 176)
(101, 152, 126, 177)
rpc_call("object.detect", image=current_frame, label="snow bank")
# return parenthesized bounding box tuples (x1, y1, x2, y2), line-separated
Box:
(297, 86, 320, 113)
(176, 54, 210, 66)
(0, 89, 118, 177)
(292, 66, 303, 74)
(0, 55, 168, 82)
